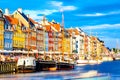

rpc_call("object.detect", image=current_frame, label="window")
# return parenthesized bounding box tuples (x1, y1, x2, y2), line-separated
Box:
(0, 40, 1, 46)
(10, 34, 12, 39)
(10, 43, 12, 48)
(8, 25, 11, 30)
(13, 25, 16, 30)
(4, 43, 7, 48)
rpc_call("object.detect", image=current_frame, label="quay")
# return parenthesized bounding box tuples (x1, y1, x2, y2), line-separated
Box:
(0, 61, 17, 74)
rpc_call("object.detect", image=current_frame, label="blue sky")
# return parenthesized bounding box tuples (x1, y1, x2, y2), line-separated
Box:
(0, 0, 120, 49)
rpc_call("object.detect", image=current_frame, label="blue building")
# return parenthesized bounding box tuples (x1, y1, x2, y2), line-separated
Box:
(4, 15, 13, 51)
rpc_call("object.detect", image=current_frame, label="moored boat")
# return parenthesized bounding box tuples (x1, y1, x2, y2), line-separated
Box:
(76, 60, 89, 64)
(89, 60, 102, 64)
(36, 60, 57, 71)
(17, 57, 36, 72)
(57, 61, 75, 70)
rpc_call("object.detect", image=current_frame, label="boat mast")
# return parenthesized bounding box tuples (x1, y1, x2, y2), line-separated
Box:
(61, 10, 65, 61)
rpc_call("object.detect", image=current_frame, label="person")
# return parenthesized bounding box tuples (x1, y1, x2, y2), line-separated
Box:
(0, 53, 5, 62)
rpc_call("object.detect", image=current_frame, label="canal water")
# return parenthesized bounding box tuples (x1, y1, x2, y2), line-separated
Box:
(0, 60, 120, 80)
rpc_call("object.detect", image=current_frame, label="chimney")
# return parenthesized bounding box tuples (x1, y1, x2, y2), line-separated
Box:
(5, 8, 9, 15)
(26, 14, 29, 17)
(18, 8, 22, 13)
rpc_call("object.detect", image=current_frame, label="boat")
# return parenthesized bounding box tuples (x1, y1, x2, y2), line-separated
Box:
(36, 60, 57, 71)
(76, 59, 89, 66)
(57, 61, 74, 70)
(88, 60, 102, 65)
(76, 59, 89, 64)
(17, 57, 36, 72)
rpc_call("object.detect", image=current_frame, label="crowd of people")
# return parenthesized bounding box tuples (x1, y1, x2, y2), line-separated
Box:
(0, 53, 20, 62)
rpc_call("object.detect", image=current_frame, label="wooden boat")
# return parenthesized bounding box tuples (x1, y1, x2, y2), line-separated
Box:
(17, 57, 36, 72)
(57, 61, 74, 70)
(76, 60, 89, 64)
(76, 59, 102, 66)
(88, 60, 102, 65)
(36, 60, 57, 71)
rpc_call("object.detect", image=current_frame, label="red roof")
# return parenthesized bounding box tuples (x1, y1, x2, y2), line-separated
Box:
(4, 15, 18, 24)
(53, 23, 61, 32)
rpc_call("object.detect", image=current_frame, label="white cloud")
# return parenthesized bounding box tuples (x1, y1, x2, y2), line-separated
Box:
(23, 9, 58, 21)
(50, 1, 63, 7)
(81, 23, 120, 30)
(49, 1, 77, 11)
(62, 6, 77, 11)
(77, 11, 120, 17)
(78, 13, 104, 17)
(23, 1, 77, 21)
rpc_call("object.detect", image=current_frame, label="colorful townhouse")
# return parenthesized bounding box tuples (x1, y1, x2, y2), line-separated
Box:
(4, 15, 14, 51)
(36, 26, 44, 52)
(13, 8, 36, 51)
(0, 10, 4, 50)
(84, 35, 89, 57)
(76, 28, 84, 56)
(40, 16, 49, 53)
(5, 15, 25, 51)
(96, 38, 101, 56)
(67, 28, 75, 54)
(50, 20, 61, 53)
(67, 28, 76, 55)
(74, 29, 81, 54)
(29, 18, 37, 50)
(63, 30, 71, 56)
(57, 30, 63, 53)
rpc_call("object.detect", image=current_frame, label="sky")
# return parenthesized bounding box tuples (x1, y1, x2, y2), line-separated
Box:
(0, 0, 120, 49)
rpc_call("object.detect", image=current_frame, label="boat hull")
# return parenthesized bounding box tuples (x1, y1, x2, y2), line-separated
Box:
(17, 57, 36, 73)
(36, 60, 57, 71)
(57, 62, 74, 70)
(18, 65, 36, 73)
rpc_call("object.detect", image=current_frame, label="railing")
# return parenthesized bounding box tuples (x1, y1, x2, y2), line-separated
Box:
(0, 61, 17, 74)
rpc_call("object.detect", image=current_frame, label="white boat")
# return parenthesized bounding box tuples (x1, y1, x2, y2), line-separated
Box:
(76, 59, 102, 66)
(17, 57, 36, 72)
(88, 60, 102, 65)
(76, 60, 89, 66)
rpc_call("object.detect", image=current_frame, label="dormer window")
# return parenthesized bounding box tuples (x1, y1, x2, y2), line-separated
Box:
(22, 26, 26, 31)
(13, 25, 16, 30)
(8, 25, 11, 30)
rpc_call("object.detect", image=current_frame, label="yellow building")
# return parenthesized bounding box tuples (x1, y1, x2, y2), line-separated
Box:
(0, 10, 4, 49)
(13, 24, 25, 49)
(7, 16, 25, 50)
(13, 8, 29, 28)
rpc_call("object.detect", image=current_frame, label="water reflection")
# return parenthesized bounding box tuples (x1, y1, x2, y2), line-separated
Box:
(0, 70, 108, 80)
(1, 61, 120, 80)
